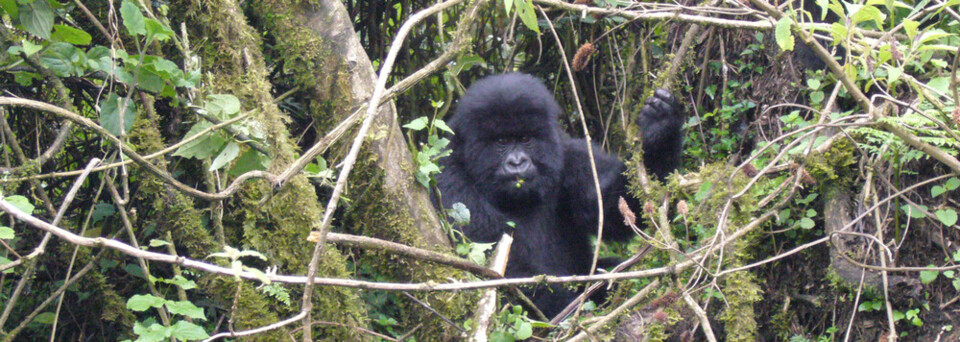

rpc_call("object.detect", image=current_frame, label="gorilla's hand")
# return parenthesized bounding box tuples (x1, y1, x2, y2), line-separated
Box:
(638, 88, 680, 125)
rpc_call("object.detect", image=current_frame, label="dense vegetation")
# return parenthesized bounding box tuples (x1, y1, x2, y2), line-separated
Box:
(0, 0, 958, 340)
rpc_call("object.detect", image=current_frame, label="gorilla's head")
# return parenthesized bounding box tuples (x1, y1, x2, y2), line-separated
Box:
(448, 73, 564, 209)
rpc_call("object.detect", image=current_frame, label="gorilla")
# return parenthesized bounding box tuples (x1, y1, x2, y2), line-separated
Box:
(436, 73, 683, 318)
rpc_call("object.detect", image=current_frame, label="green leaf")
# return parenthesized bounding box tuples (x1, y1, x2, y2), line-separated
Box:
(0, 0, 19, 18)
(166, 301, 206, 320)
(169, 320, 209, 340)
(504, 0, 513, 14)
(901, 203, 927, 218)
(489, 331, 515, 342)
(32, 312, 55, 324)
(920, 267, 939, 284)
(887, 66, 902, 84)
(932, 186, 946, 198)
(126, 294, 166, 311)
(945, 177, 960, 191)
(806, 78, 821, 89)
(403, 117, 429, 131)
(694, 181, 713, 202)
(52, 24, 92, 45)
(798, 217, 815, 229)
(99, 92, 137, 136)
(830, 22, 848, 44)
(209, 142, 240, 171)
(173, 122, 228, 160)
(148, 239, 170, 247)
(40, 42, 83, 77)
(133, 322, 169, 342)
(228, 149, 270, 177)
(516, 0, 540, 34)
(447, 202, 471, 225)
(0, 226, 14, 239)
(903, 19, 919, 41)
(775, 17, 795, 51)
(144, 18, 175, 42)
(850, 5, 885, 28)
(434, 119, 454, 134)
(19, 0, 54, 40)
(515, 321, 533, 339)
(0, 256, 13, 274)
(21, 39, 42, 56)
(205, 94, 241, 119)
(4, 195, 35, 215)
(120, 0, 145, 36)
(935, 209, 958, 226)
(167, 275, 198, 290)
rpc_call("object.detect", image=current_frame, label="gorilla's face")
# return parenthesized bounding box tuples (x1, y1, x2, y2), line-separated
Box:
(448, 73, 565, 210)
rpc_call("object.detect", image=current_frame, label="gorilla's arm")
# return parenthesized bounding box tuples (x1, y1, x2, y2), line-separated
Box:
(559, 89, 684, 241)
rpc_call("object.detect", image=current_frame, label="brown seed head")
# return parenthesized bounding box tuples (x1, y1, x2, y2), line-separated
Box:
(619, 197, 636, 226)
(643, 201, 656, 215)
(572, 42, 596, 72)
(651, 310, 669, 323)
(676, 200, 689, 216)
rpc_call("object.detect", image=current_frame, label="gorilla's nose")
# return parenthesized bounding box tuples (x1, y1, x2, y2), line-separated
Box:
(504, 152, 531, 175)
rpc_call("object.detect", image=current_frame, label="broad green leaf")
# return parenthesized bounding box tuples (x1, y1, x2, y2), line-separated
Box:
(447, 202, 471, 225)
(830, 23, 848, 45)
(4, 195, 35, 214)
(946, 177, 960, 191)
(32, 312, 55, 324)
(403, 117, 429, 131)
(173, 122, 228, 160)
(0, 256, 12, 274)
(775, 17, 795, 51)
(144, 18, 175, 42)
(170, 320, 209, 340)
(166, 301, 206, 320)
(798, 217, 815, 229)
(920, 267, 939, 284)
(40, 42, 83, 77)
(887, 66, 902, 84)
(52, 24, 92, 45)
(434, 119, 454, 134)
(0, 226, 14, 239)
(0, 0, 19, 18)
(19, 0, 54, 39)
(936, 209, 958, 226)
(515, 321, 533, 339)
(148, 239, 170, 247)
(851, 5, 885, 28)
(932, 185, 946, 198)
(901, 203, 927, 218)
(205, 94, 241, 119)
(209, 142, 240, 171)
(229, 149, 270, 176)
(504, 0, 513, 14)
(100, 92, 136, 136)
(169, 275, 198, 290)
(132, 322, 169, 342)
(120, 0, 145, 36)
(21, 39, 42, 56)
(126, 294, 166, 311)
(517, 0, 540, 34)
(903, 19, 919, 41)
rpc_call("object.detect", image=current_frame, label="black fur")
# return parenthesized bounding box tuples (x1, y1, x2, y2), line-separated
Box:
(437, 73, 684, 318)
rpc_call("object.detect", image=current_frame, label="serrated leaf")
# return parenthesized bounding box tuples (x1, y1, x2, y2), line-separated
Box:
(166, 301, 206, 320)
(0, 226, 14, 239)
(209, 142, 240, 171)
(100, 92, 136, 136)
(170, 320, 209, 340)
(775, 17, 795, 51)
(434, 119, 454, 134)
(936, 209, 958, 226)
(126, 294, 165, 311)
(19, 0, 54, 39)
(403, 117, 429, 131)
(52, 25, 92, 45)
(4, 195, 35, 215)
(120, 0, 145, 36)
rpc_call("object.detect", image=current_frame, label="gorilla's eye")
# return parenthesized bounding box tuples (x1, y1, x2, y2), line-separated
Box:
(495, 137, 509, 145)
(518, 135, 532, 143)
